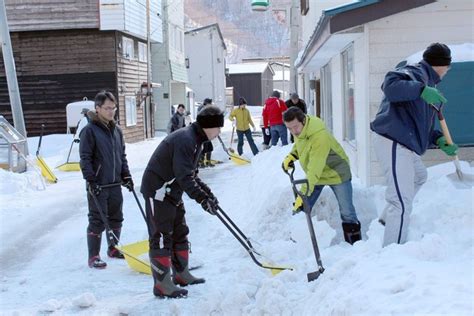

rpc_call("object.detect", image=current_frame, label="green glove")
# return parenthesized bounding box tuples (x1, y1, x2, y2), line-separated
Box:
(292, 196, 303, 215)
(282, 153, 297, 171)
(437, 136, 458, 156)
(420, 86, 447, 104)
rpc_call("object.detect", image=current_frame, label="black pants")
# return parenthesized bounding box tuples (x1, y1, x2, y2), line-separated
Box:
(87, 186, 123, 234)
(145, 196, 189, 254)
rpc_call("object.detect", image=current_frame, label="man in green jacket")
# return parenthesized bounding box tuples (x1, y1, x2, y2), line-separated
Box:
(281, 107, 361, 244)
(229, 97, 259, 156)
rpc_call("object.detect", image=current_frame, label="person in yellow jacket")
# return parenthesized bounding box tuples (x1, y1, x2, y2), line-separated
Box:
(281, 107, 361, 244)
(229, 97, 259, 155)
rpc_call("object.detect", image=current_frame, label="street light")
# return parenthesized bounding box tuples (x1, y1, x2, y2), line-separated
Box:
(251, 0, 270, 12)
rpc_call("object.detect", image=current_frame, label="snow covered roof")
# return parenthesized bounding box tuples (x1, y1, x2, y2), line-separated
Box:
(405, 43, 474, 65)
(227, 63, 273, 75)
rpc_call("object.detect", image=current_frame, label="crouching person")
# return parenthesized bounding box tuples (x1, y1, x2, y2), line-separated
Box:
(282, 107, 361, 244)
(80, 91, 133, 269)
(141, 105, 224, 298)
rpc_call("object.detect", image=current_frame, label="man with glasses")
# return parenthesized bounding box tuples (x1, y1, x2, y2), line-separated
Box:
(371, 43, 457, 247)
(80, 91, 133, 269)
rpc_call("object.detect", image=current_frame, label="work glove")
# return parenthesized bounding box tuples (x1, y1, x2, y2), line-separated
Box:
(200, 197, 218, 215)
(122, 176, 134, 192)
(420, 86, 447, 105)
(73, 139, 80, 143)
(282, 153, 297, 171)
(88, 181, 102, 196)
(252, 126, 256, 132)
(232, 120, 236, 127)
(437, 136, 458, 156)
(292, 196, 304, 215)
(265, 128, 270, 136)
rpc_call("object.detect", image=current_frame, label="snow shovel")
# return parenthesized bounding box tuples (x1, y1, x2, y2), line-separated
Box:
(88, 182, 152, 274)
(56, 120, 81, 171)
(215, 205, 293, 275)
(115, 188, 202, 275)
(284, 167, 325, 282)
(217, 136, 250, 165)
(36, 124, 58, 183)
(433, 105, 474, 188)
(228, 126, 236, 153)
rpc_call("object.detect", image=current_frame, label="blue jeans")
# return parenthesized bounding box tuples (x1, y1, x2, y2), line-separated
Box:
(237, 129, 259, 155)
(270, 124, 288, 146)
(307, 180, 359, 223)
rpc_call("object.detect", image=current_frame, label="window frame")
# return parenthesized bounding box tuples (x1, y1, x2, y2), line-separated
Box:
(341, 44, 356, 145)
(125, 95, 137, 127)
(320, 63, 333, 132)
(122, 36, 135, 60)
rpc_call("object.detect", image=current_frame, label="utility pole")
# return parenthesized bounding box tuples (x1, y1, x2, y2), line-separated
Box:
(0, 0, 28, 153)
(146, 0, 153, 138)
(289, 0, 300, 94)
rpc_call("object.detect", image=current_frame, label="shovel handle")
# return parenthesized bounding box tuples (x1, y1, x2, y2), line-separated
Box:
(437, 111, 454, 146)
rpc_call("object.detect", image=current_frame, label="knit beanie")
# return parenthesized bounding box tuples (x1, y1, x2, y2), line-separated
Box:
(422, 43, 452, 66)
(197, 105, 224, 128)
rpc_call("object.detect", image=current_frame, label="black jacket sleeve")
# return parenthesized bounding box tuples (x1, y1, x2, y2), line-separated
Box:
(79, 126, 96, 182)
(172, 138, 208, 203)
(170, 114, 179, 133)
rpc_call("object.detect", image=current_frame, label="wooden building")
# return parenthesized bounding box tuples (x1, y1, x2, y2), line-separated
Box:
(0, 0, 163, 142)
(226, 62, 274, 106)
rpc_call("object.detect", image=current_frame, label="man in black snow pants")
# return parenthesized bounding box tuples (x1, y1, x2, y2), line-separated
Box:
(141, 105, 224, 298)
(80, 91, 134, 269)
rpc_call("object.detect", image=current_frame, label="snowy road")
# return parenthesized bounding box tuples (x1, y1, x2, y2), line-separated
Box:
(1, 114, 473, 315)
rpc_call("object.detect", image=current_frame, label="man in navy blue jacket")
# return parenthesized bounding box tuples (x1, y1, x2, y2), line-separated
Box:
(371, 43, 458, 247)
(80, 91, 133, 268)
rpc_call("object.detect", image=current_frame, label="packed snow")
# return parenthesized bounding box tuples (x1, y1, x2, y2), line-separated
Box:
(0, 111, 473, 315)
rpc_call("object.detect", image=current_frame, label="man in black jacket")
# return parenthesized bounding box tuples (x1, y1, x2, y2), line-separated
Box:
(167, 104, 186, 134)
(80, 91, 133, 269)
(285, 93, 307, 143)
(141, 105, 224, 298)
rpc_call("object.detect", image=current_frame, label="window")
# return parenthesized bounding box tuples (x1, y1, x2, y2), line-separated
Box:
(300, 0, 309, 15)
(342, 44, 355, 143)
(123, 36, 135, 60)
(321, 63, 333, 132)
(125, 96, 137, 126)
(138, 42, 147, 62)
(169, 24, 184, 53)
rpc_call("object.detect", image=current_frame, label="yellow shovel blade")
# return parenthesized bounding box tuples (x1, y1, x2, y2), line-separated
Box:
(262, 262, 293, 276)
(229, 153, 250, 165)
(116, 240, 151, 275)
(56, 162, 81, 171)
(36, 156, 58, 183)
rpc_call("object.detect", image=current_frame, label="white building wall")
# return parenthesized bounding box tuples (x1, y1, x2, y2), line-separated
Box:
(367, 0, 474, 185)
(185, 27, 226, 110)
(100, 0, 162, 42)
(151, 0, 187, 131)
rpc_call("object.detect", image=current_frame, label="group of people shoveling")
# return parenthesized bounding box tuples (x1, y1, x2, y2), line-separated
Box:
(79, 43, 459, 298)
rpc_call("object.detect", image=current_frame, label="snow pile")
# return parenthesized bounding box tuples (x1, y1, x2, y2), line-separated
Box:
(0, 127, 472, 315)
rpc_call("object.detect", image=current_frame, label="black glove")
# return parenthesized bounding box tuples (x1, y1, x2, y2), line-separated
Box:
(88, 181, 102, 196)
(200, 198, 218, 215)
(73, 139, 80, 143)
(122, 176, 134, 192)
(200, 184, 218, 204)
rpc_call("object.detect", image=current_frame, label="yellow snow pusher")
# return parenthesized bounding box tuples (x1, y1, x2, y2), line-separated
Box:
(56, 120, 81, 171)
(36, 124, 57, 183)
(217, 136, 250, 165)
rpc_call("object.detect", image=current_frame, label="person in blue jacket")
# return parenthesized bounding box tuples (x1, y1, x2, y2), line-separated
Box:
(371, 43, 458, 247)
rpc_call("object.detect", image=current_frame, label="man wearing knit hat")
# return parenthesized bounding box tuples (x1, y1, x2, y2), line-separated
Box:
(140, 105, 224, 298)
(371, 43, 458, 247)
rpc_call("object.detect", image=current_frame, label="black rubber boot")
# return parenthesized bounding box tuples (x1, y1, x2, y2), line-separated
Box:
(87, 230, 107, 269)
(342, 222, 362, 245)
(172, 245, 205, 286)
(107, 228, 125, 259)
(150, 249, 188, 298)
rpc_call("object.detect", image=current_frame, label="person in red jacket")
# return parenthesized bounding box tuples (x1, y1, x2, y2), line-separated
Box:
(262, 90, 288, 146)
